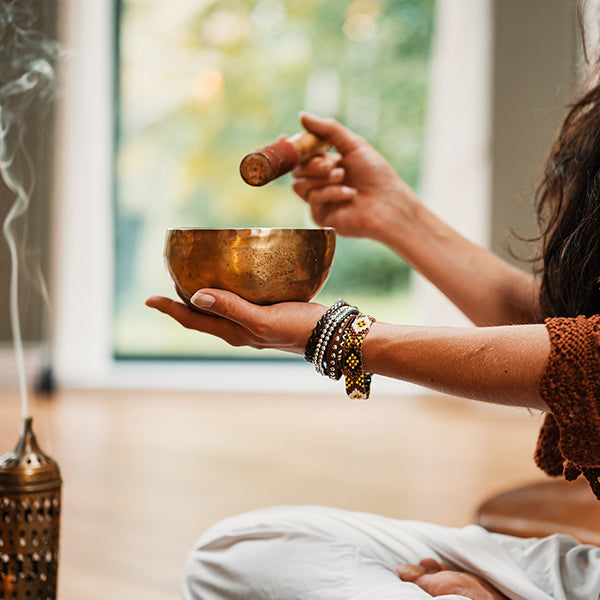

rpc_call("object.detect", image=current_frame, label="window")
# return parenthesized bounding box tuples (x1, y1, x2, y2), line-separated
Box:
(114, 0, 436, 359)
(51, 0, 494, 390)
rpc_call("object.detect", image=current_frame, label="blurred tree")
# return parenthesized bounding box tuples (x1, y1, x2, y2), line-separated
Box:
(115, 0, 435, 356)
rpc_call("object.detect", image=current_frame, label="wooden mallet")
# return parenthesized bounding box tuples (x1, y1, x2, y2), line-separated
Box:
(239, 132, 330, 186)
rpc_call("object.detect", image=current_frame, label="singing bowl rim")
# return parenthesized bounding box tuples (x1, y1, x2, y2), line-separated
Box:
(165, 226, 335, 233)
(164, 226, 336, 306)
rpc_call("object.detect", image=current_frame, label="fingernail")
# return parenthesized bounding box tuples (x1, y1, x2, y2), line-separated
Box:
(191, 292, 216, 308)
(342, 186, 357, 195)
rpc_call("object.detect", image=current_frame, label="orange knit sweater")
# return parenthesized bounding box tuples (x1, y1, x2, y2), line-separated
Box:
(534, 314, 600, 499)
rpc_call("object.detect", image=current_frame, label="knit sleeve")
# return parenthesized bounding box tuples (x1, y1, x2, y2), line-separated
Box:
(534, 314, 600, 499)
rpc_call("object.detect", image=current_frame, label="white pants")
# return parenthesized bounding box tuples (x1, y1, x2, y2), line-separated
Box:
(182, 505, 600, 600)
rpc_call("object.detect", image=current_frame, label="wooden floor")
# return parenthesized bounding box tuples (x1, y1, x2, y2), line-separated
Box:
(0, 387, 547, 599)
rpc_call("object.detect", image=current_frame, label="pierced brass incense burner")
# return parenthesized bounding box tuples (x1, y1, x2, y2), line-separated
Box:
(0, 417, 62, 599)
(164, 227, 336, 306)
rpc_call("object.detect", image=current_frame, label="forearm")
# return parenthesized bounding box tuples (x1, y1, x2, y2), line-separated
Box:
(363, 321, 551, 411)
(147, 290, 551, 411)
(371, 199, 541, 326)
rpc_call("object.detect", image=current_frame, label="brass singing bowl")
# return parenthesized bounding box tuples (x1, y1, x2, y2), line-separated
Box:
(164, 227, 336, 306)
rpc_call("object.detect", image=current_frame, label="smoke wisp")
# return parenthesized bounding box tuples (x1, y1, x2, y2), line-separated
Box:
(0, 1, 61, 416)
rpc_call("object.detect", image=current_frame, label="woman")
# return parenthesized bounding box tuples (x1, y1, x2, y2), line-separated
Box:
(146, 42, 600, 600)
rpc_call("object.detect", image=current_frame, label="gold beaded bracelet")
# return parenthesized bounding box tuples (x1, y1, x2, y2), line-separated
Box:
(341, 313, 376, 400)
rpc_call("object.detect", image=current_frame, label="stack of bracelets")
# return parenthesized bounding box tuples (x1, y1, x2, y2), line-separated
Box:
(304, 299, 376, 399)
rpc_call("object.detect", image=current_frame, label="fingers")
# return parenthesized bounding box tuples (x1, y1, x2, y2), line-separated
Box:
(146, 293, 261, 349)
(189, 289, 265, 330)
(292, 178, 356, 206)
(145, 295, 171, 311)
(300, 111, 364, 155)
(291, 162, 345, 195)
(148, 289, 269, 340)
(395, 558, 450, 581)
(395, 563, 425, 582)
(147, 291, 326, 356)
(292, 153, 356, 207)
(292, 165, 346, 190)
(146, 296, 193, 317)
(145, 295, 222, 330)
(293, 153, 342, 178)
(419, 558, 450, 572)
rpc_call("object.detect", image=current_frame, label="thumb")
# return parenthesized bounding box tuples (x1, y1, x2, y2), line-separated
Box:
(299, 111, 363, 155)
(190, 288, 262, 328)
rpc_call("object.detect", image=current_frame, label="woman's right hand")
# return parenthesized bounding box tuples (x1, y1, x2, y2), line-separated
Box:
(293, 113, 542, 327)
(292, 112, 421, 243)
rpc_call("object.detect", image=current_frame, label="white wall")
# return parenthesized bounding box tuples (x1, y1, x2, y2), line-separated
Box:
(51, 0, 114, 385)
(415, 0, 492, 327)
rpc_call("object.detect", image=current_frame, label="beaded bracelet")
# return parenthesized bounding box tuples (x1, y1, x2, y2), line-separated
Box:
(341, 313, 376, 400)
(304, 299, 347, 363)
(314, 307, 358, 377)
(304, 301, 376, 397)
(322, 313, 356, 380)
(313, 304, 358, 376)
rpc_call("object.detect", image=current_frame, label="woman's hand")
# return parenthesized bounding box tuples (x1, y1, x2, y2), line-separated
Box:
(292, 112, 420, 242)
(293, 113, 542, 326)
(145, 290, 327, 355)
(396, 559, 509, 600)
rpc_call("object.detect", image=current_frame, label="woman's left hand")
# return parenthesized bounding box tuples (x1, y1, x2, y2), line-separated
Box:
(145, 290, 327, 355)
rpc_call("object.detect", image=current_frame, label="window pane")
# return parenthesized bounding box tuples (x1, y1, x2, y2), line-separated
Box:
(115, 0, 436, 359)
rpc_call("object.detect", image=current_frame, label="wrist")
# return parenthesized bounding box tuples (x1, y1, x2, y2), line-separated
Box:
(367, 182, 424, 247)
(304, 300, 376, 399)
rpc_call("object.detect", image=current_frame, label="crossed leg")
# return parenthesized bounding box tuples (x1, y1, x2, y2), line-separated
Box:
(183, 505, 600, 600)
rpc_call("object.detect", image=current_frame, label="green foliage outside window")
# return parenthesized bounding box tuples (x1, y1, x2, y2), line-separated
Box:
(115, 0, 436, 358)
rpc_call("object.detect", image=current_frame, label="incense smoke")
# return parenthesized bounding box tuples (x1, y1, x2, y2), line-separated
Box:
(0, 1, 60, 417)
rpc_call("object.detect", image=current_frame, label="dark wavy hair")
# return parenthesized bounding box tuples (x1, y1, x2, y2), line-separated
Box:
(535, 3, 600, 318)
